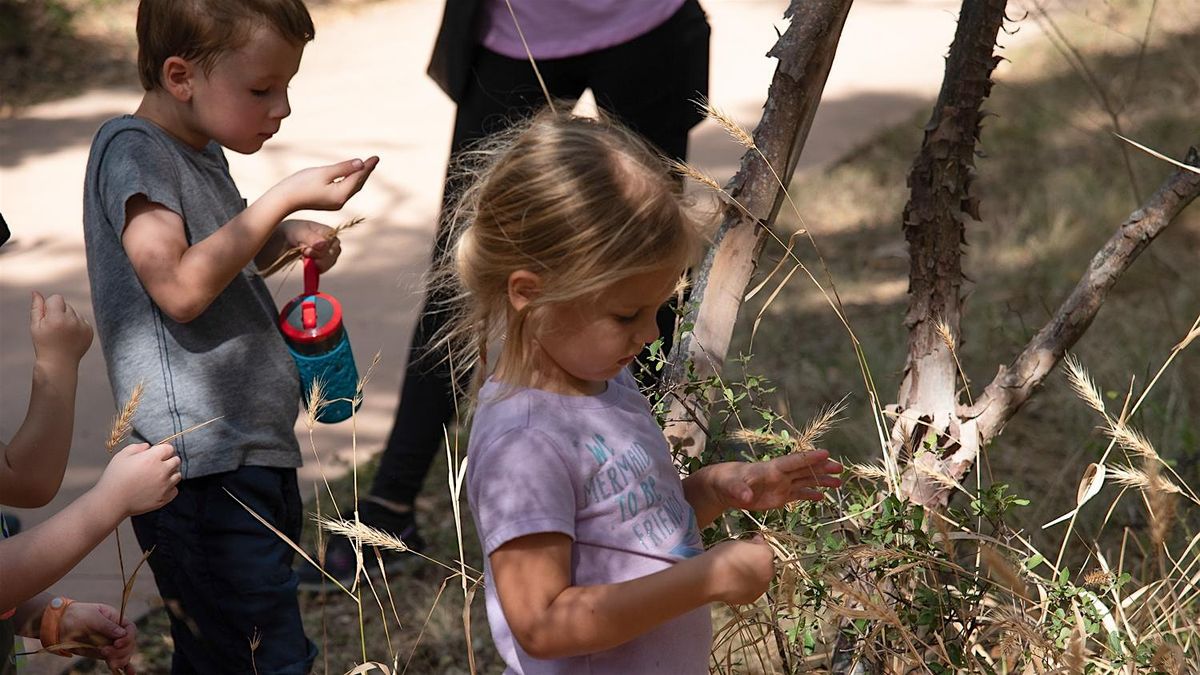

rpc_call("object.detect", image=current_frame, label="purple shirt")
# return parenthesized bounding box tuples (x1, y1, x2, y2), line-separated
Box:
(466, 370, 710, 675)
(478, 0, 687, 60)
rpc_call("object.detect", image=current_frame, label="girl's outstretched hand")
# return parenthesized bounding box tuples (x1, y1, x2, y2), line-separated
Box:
(56, 602, 138, 674)
(714, 450, 843, 511)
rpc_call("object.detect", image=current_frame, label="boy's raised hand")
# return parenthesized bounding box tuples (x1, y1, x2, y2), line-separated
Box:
(278, 156, 380, 212)
(56, 601, 138, 674)
(714, 450, 844, 512)
(97, 443, 182, 517)
(30, 292, 93, 368)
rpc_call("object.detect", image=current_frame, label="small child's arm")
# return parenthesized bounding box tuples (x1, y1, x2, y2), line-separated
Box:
(122, 157, 377, 323)
(0, 443, 180, 610)
(682, 449, 844, 528)
(490, 532, 775, 660)
(12, 594, 137, 673)
(0, 293, 93, 507)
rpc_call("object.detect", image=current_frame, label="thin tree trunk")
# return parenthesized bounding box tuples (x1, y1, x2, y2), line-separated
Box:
(663, 0, 855, 457)
(893, 0, 1009, 505)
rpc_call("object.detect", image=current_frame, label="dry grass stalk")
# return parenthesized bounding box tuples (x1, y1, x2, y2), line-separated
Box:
(106, 382, 144, 452)
(317, 516, 410, 553)
(1151, 640, 1185, 674)
(796, 397, 847, 452)
(669, 158, 723, 193)
(224, 487, 355, 597)
(701, 97, 756, 150)
(1062, 607, 1087, 674)
(916, 463, 970, 497)
(1109, 464, 1180, 494)
(1145, 459, 1179, 551)
(1106, 422, 1159, 461)
(728, 427, 787, 449)
(259, 216, 365, 278)
(849, 462, 890, 481)
(1082, 569, 1115, 589)
(304, 377, 328, 430)
(1062, 354, 1108, 419)
(155, 415, 223, 446)
(934, 318, 955, 353)
(979, 545, 1032, 601)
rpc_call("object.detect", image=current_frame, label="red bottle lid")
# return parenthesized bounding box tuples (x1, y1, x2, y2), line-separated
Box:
(279, 257, 343, 346)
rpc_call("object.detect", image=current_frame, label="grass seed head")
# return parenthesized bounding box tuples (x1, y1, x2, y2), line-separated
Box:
(106, 381, 144, 453)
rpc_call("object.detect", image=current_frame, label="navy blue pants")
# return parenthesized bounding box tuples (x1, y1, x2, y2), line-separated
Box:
(132, 466, 316, 674)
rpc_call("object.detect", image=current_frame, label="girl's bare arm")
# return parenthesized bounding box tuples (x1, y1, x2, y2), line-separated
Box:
(490, 532, 773, 660)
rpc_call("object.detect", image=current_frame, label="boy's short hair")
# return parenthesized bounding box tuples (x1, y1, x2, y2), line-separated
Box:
(137, 0, 315, 90)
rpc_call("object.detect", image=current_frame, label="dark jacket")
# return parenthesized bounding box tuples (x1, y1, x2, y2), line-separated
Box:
(427, 0, 482, 103)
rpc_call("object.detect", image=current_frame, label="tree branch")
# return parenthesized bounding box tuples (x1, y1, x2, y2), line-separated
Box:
(662, 0, 855, 457)
(964, 149, 1200, 443)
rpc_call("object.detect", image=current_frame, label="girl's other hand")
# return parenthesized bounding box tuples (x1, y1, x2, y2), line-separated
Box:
(57, 601, 138, 673)
(97, 443, 182, 517)
(30, 292, 93, 368)
(716, 450, 844, 512)
(708, 536, 775, 605)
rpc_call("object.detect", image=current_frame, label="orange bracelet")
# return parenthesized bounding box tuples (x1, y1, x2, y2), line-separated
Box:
(38, 596, 75, 657)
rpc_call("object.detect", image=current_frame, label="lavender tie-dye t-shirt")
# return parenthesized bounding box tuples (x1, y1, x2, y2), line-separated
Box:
(466, 370, 711, 675)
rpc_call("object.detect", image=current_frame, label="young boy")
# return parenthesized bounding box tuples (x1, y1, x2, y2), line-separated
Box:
(81, 0, 378, 671)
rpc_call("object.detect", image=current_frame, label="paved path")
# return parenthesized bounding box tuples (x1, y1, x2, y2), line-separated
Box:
(0, 0, 1037, 671)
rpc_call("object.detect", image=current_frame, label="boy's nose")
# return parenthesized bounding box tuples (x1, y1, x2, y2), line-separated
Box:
(273, 93, 292, 120)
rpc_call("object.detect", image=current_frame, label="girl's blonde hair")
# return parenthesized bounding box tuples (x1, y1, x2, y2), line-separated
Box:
(435, 106, 706, 392)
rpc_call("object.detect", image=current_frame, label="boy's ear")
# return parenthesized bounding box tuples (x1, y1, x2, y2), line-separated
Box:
(507, 270, 542, 312)
(161, 56, 196, 102)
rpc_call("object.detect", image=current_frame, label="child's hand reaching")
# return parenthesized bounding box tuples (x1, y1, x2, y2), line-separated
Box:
(279, 219, 342, 272)
(276, 156, 380, 212)
(56, 601, 138, 674)
(30, 292, 93, 369)
(708, 536, 775, 604)
(96, 443, 182, 517)
(712, 450, 843, 512)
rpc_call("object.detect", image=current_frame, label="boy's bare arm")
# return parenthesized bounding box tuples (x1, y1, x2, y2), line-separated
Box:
(122, 157, 377, 323)
(0, 293, 93, 508)
(490, 532, 773, 660)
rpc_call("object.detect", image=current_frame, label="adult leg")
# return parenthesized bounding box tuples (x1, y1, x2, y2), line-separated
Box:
(586, 0, 712, 388)
(355, 49, 588, 537)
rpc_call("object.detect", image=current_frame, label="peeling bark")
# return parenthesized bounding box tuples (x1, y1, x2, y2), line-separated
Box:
(662, 0, 856, 457)
(894, 0, 1009, 505)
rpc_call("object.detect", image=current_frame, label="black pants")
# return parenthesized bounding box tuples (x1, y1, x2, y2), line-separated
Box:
(132, 467, 317, 674)
(369, 0, 711, 509)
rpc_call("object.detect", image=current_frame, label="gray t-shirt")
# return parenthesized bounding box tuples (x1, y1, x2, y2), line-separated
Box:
(82, 116, 300, 478)
(467, 370, 711, 675)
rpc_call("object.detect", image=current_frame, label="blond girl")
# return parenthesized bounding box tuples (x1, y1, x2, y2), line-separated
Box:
(451, 109, 843, 674)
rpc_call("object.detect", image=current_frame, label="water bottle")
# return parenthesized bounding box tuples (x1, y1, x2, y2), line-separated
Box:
(279, 257, 360, 423)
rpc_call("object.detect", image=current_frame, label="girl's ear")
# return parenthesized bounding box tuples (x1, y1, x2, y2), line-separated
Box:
(161, 56, 196, 102)
(507, 270, 542, 312)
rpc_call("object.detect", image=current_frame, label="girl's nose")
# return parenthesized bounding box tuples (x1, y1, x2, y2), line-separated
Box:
(636, 312, 660, 346)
